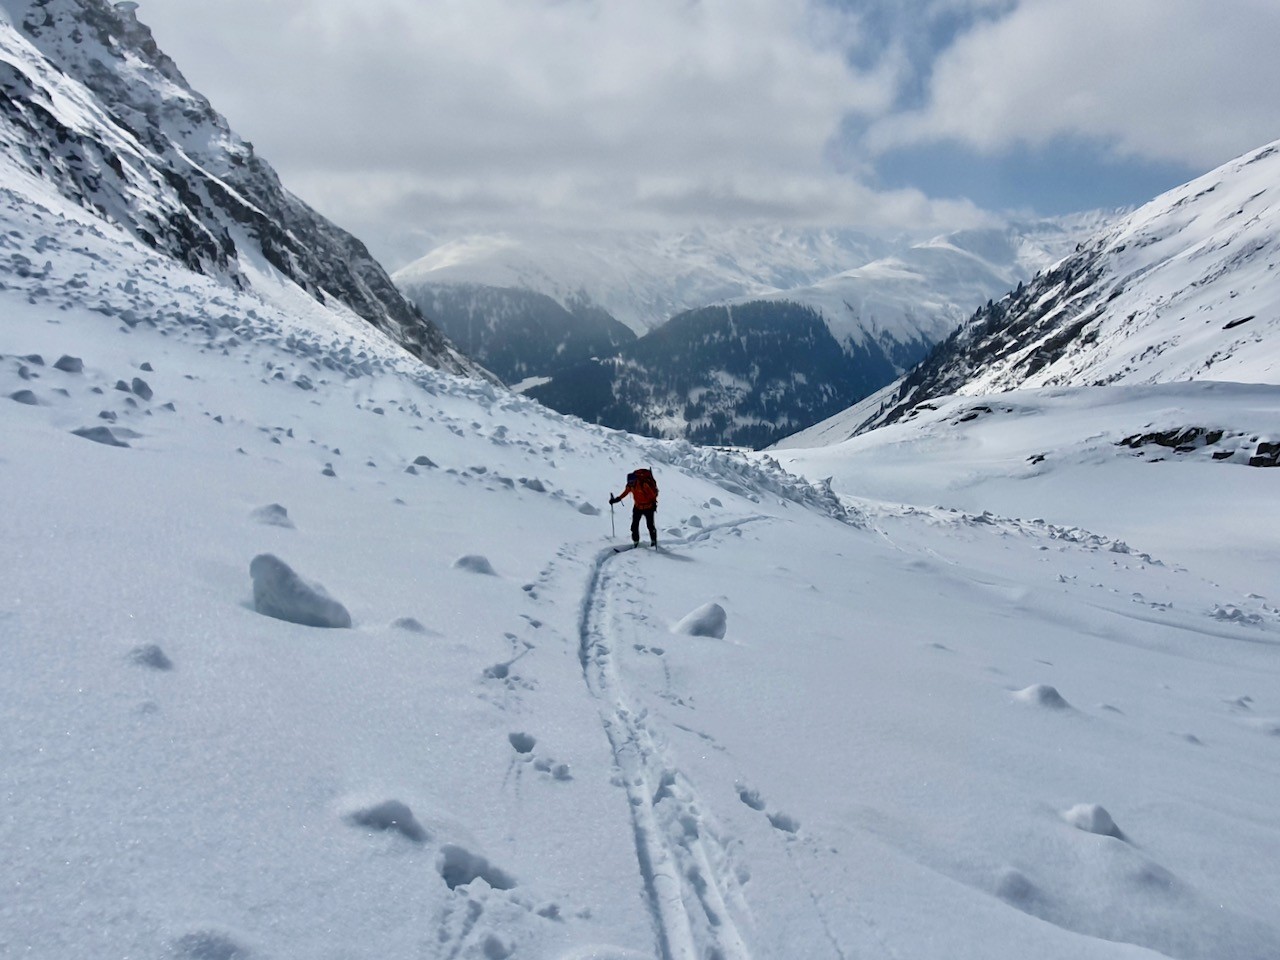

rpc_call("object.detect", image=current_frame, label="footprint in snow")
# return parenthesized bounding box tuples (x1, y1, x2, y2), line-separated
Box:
(508, 732, 536, 754)
(127, 643, 173, 671)
(736, 784, 767, 811)
(391, 616, 440, 635)
(767, 811, 800, 834)
(438, 844, 516, 891)
(345, 799, 429, 843)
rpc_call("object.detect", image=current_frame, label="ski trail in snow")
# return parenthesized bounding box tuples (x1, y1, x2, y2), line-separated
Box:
(578, 518, 766, 960)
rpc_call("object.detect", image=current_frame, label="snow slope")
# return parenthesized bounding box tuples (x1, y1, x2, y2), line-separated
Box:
(785, 139, 1280, 446)
(5, 148, 1280, 960)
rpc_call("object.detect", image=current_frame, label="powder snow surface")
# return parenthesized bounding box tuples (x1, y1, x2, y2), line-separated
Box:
(3, 159, 1280, 960)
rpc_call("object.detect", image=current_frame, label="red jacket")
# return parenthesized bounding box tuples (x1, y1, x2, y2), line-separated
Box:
(614, 469, 658, 510)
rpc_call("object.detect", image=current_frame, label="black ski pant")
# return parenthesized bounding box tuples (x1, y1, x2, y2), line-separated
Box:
(631, 507, 657, 545)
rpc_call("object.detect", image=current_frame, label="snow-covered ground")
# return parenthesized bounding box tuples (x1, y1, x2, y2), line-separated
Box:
(4, 170, 1280, 960)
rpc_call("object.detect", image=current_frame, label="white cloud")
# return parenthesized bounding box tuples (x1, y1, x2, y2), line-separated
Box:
(865, 0, 1280, 168)
(141, 0, 977, 256)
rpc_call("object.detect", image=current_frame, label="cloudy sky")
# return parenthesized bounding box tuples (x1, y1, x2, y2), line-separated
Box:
(138, 0, 1280, 267)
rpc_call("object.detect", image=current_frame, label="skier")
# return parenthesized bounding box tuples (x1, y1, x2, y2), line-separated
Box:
(610, 467, 659, 548)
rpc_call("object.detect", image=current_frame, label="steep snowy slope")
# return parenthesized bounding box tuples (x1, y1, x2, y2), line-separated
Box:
(5, 139, 1280, 960)
(795, 139, 1280, 443)
(0, 0, 478, 375)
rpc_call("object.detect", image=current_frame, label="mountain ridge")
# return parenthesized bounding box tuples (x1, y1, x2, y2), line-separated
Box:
(0, 0, 482, 377)
(776, 138, 1280, 447)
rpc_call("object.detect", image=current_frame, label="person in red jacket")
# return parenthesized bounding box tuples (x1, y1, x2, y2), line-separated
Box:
(610, 468, 659, 547)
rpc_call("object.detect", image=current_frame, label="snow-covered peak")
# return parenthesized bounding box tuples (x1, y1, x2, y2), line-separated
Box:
(785, 138, 1280, 444)
(0, 0, 482, 377)
(736, 220, 1105, 353)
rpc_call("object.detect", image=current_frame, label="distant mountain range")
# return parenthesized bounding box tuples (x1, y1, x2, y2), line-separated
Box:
(394, 227, 890, 334)
(0, 0, 480, 378)
(778, 138, 1280, 448)
(496, 219, 1106, 447)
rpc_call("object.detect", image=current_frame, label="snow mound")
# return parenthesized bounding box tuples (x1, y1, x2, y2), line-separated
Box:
(250, 503, 294, 528)
(53, 354, 82, 373)
(672, 601, 727, 639)
(249, 554, 352, 629)
(453, 554, 497, 575)
(1062, 803, 1125, 839)
(1012, 683, 1072, 709)
(345, 799, 428, 843)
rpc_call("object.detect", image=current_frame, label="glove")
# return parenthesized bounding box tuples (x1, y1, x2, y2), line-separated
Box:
(609, 496, 619, 505)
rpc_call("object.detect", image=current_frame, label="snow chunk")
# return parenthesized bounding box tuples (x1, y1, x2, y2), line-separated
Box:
(453, 554, 497, 575)
(391, 616, 427, 633)
(1062, 803, 1124, 839)
(672, 601, 727, 639)
(9, 389, 38, 405)
(1012, 683, 1072, 709)
(577, 501, 600, 516)
(249, 554, 351, 629)
(250, 503, 294, 528)
(346, 799, 428, 843)
(71, 425, 130, 447)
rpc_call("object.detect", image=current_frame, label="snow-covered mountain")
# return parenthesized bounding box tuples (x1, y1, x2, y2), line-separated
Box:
(782, 139, 1280, 446)
(526, 221, 1104, 449)
(0, 0, 479, 376)
(394, 226, 891, 335)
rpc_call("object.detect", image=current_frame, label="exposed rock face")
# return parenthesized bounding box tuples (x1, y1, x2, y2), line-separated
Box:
(398, 281, 636, 385)
(0, 0, 482, 377)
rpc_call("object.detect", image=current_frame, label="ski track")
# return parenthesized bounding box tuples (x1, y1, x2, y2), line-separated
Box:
(578, 519, 766, 960)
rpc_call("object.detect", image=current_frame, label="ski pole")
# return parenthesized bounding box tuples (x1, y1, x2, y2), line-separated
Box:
(610, 498, 615, 539)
